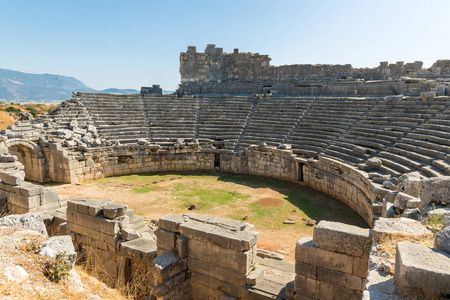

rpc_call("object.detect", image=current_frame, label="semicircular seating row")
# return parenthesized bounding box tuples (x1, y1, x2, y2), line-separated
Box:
(45, 93, 450, 180)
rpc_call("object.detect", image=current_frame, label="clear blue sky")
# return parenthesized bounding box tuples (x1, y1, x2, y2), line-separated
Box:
(1, 0, 449, 91)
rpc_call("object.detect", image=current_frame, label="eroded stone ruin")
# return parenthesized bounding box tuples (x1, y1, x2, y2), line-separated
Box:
(0, 45, 449, 299)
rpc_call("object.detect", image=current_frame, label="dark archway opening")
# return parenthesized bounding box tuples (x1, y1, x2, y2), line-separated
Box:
(8, 144, 47, 182)
(297, 162, 304, 182)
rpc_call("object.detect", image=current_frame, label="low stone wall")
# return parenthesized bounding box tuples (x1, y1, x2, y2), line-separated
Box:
(295, 221, 371, 299)
(65, 144, 215, 183)
(51, 144, 376, 227)
(67, 197, 155, 296)
(0, 169, 66, 214)
(66, 198, 267, 299)
(303, 156, 376, 227)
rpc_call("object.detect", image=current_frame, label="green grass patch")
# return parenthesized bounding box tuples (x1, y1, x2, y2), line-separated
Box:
(132, 186, 157, 193)
(173, 183, 249, 210)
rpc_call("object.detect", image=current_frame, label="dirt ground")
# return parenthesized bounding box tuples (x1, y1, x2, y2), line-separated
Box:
(48, 172, 368, 263)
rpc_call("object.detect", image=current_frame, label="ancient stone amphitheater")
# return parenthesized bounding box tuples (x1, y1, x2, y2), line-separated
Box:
(0, 45, 449, 299)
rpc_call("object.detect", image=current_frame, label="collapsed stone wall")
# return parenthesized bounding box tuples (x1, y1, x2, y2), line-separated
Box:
(295, 221, 371, 299)
(179, 45, 449, 96)
(63, 196, 380, 300)
(181, 45, 450, 84)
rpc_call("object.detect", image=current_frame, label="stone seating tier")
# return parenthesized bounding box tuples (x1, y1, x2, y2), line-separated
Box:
(54, 93, 450, 179)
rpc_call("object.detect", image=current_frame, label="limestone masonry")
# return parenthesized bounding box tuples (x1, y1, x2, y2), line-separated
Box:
(0, 45, 449, 299)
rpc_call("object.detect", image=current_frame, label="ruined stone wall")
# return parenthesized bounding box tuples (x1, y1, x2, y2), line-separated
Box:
(179, 45, 449, 96)
(221, 145, 301, 181)
(295, 221, 371, 299)
(66, 197, 373, 300)
(60, 144, 376, 226)
(303, 156, 376, 227)
(180, 45, 450, 86)
(221, 147, 375, 226)
(65, 144, 216, 183)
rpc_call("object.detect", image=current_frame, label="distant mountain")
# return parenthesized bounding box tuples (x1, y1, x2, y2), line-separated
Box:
(99, 88, 139, 94)
(0, 68, 140, 101)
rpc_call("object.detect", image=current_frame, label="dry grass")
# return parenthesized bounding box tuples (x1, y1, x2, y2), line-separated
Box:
(0, 102, 58, 130)
(376, 232, 434, 258)
(0, 228, 128, 300)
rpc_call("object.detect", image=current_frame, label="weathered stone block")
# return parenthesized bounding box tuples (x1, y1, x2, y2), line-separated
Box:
(120, 227, 140, 241)
(0, 170, 25, 186)
(17, 182, 44, 197)
(395, 241, 450, 296)
(333, 284, 363, 300)
(295, 237, 354, 275)
(180, 221, 257, 251)
(434, 227, 450, 254)
(155, 228, 176, 250)
(295, 261, 317, 280)
(419, 176, 450, 205)
(159, 213, 184, 232)
(317, 267, 364, 291)
(103, 203, 127, 219)
(43, 189, 59, 204)
(118, 238, 157, 262)
(188, 238, 253, 273)
(88, 198, 113, 216)
(294, 274, 318, 299)
(154, 250, 187, 283)
(312, 221, 371, 257)
(187, 257, 247, 286)
(176, 236, 188, 258)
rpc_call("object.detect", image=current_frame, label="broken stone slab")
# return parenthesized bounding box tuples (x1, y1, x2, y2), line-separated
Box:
(393, 192, 419, 210)
(384, 95, 405, 101)
(17, 182, 45, 197)
(383, 180, 397, 191)
(427, 207, 450, 219)
(118, 237, 157, 262)
(419, 176, 450, 205)
(39, 235, 77, 268)
(434, 85, 446, 95)
(402, 208, 421, 220)
(0, 170, 25, 186)
(72, 127, 87, 135)
(367, 157, 382, 169)
(443, 216, 450, 228)
(373, 218, 431, 242)
(103, 203, 127, 219)
(0, 154, 17, 162)
(120, 227, 140, 241)
(395, 241, 450, 296)
(153, 249, 187, 283)
(398, 172, 422, 198)
(0, 213, 47, 237)
(183, 212, 250, 232)
(420, 91, 437, 100)
(312, 221, 371, 257)
(180, 220, 258, 251)
(69, 120, 79, 129)
(137, 138, 148, 145)
(434, 227, 450, 254)
(159, 213, 185, 232)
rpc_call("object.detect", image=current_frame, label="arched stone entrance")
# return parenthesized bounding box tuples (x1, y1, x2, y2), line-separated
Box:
(5, 139, 47, 182)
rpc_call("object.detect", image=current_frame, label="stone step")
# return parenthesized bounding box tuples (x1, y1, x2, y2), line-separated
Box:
(323, 149, 364, 164)
(394, 143, 446, 161)
(421, 165, 446, 177)
(407, 133, 450, 146)
(379, 151, 424, 170)
(379, 157, 415, 174)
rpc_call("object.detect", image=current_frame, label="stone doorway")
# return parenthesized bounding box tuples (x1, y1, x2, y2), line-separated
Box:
(7, 141, 47, 182)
